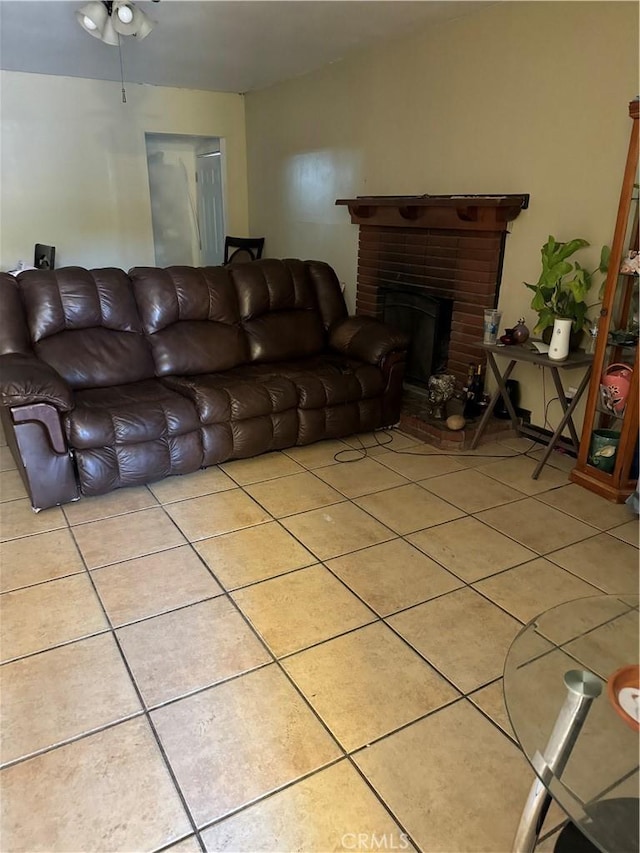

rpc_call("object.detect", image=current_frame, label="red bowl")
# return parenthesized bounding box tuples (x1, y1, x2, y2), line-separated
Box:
(607, 664, 640, 733)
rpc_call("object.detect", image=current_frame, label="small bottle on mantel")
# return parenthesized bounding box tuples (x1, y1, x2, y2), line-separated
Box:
(463, 363, 485, 418)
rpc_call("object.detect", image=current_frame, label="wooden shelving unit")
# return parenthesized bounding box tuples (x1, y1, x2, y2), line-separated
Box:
(571, 99, 639, 502)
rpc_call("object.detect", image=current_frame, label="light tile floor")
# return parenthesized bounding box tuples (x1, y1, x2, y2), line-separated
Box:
(0, 427, 638, 852)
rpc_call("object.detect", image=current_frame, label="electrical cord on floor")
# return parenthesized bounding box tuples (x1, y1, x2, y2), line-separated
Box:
(520, 361, 573, 464)
(329, 360, 565, 465)
(333, 426, 543, 464)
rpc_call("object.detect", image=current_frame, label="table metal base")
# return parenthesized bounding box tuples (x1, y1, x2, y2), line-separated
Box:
(470, 345, 593, 479)
(512, 670, 602, 853)
(554, 799, 639, 853)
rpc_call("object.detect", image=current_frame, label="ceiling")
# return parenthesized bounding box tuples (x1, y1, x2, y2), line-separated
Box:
(0, 1, 490, 93)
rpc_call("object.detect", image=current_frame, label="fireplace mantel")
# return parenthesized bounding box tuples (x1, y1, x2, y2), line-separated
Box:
(335, 194, 529, 231)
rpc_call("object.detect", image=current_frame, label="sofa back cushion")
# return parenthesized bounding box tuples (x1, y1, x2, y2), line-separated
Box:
(130, 266, 248, 376)
(302, 260, 349, 331)
(0, 273, 32, 356)
(231, 259, 330, 363)
(17, 268, 155, 389)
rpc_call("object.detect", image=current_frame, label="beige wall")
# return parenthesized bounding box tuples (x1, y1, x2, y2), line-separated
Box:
(245, 1, 639, 426)
(0, 71, 248, 271)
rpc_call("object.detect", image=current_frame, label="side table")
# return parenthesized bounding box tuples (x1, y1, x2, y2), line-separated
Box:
(470, 343, 593, 478)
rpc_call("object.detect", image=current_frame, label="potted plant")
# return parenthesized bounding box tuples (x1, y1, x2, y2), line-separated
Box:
(525, 236, 610, 348)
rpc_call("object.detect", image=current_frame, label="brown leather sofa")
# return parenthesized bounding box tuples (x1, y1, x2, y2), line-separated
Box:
(0, 259, 408, 510)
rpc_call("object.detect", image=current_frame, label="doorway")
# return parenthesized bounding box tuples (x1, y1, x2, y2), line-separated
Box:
(145, 133, 225, 267)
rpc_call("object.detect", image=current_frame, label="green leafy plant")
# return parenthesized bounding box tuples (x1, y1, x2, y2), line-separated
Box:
(525, 236, 610, 335)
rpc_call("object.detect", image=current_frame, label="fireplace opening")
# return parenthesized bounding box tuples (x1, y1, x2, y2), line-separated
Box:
(379, 285, 453, 388)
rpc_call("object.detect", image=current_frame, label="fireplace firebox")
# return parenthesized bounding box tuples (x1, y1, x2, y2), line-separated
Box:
(379, 285, 453, 388)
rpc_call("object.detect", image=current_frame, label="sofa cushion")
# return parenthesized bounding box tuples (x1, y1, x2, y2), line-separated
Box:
(231, 259, 326, 363)
(0, 273, 31, 356)
(66, 380, 201, 448)
(163, 373, 299, 466)
(230, 356, 384, 410)
(303, 261, 349, 331)
(297, 398, 382, 445)
(130, 266, 247, 375)
(17, 268, 155, 389)
(163, 373, 298, 425)
(65, 380, 204, 496)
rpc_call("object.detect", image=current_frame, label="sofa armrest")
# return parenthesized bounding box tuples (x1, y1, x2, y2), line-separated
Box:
(0, 354, 74, 411)
(329, 316, 409, 366)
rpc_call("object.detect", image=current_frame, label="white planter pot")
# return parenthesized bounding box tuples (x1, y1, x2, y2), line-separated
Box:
(549, 317, 573, 361)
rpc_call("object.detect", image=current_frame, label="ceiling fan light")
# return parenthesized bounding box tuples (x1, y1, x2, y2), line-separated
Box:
(75, 1, 108, 38)
(112, 1, 153, 36)
(100, 15, 120, 46)
(116, 4, 134, 24)
(76, 0, 156, 44)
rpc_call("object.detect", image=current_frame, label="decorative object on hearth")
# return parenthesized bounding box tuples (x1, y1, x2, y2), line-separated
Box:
(76, 0, 155, 43)
(512, 318, 530, 344)
(548, 317, 573, 361)
(525, 235, 610, 343)
(462, 363, 484, 418)
(446, 414, 466, 431)
(600, 363, 633, 415)
(426, 373, 456, 420)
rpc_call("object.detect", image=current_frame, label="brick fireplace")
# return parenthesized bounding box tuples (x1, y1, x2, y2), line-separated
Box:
(336, 195, 528, 385)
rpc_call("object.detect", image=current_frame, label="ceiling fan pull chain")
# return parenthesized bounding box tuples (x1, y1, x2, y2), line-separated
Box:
(118, 35, 126, 103)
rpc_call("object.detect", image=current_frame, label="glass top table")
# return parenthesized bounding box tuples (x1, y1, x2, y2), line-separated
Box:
(504, 594, 639, 853)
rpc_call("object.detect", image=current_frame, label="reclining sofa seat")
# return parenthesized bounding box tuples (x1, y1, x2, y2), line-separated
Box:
(0, 259, 408, 510)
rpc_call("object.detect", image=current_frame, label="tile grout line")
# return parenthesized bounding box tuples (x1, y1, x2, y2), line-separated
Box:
(1, 439, 637, 851)
(63, 521, 208, 853)
(147, 467, 432, 850)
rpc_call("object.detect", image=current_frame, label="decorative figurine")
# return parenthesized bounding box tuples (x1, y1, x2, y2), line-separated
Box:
(426, 373, 456, 420)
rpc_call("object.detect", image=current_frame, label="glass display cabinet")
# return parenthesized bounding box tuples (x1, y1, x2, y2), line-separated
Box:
(571, 99, 639, 502)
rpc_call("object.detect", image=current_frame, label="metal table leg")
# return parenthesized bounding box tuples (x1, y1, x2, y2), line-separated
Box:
(470, 354, 519, 450)
(512, 670, 602, 853)
(531, 366, 592, 479)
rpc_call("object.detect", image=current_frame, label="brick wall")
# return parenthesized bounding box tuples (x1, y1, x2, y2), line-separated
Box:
(355, 226, 506, 383)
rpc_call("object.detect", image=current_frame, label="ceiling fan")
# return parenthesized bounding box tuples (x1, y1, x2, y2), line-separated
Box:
(76, 0, 156, 45)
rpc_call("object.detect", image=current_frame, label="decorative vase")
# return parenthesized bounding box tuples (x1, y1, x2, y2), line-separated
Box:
(512, 318, 529, 344)
(600, 363, 633, 415)
(548, 318, 573, 361)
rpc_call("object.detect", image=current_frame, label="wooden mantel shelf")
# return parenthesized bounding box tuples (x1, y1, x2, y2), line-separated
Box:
(335, 193, 529, 230)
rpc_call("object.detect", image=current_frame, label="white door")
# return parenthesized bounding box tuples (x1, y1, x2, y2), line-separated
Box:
(196, 152, 225, 266)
